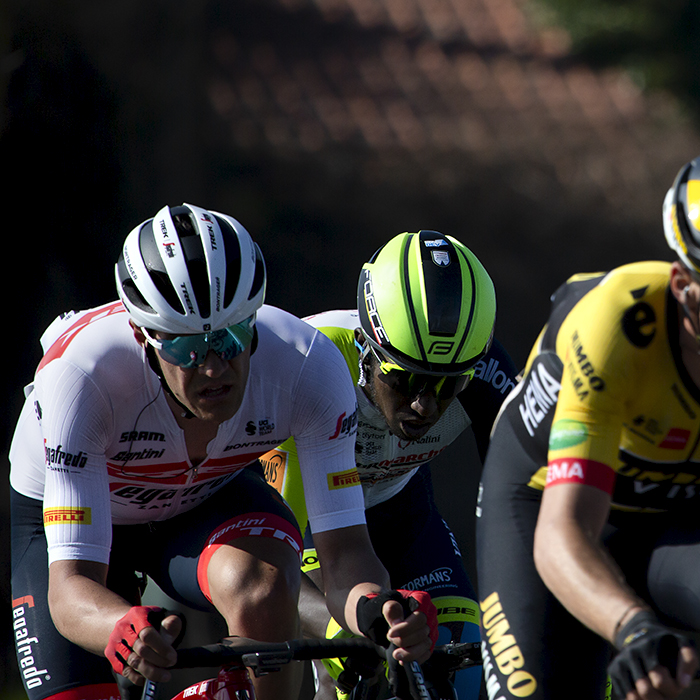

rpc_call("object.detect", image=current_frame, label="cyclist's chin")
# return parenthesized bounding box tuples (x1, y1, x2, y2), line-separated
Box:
(188, 388, 244, 423)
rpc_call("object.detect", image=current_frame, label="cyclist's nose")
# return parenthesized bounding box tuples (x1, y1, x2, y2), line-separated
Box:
(410, 390, 439, 417)
(198, 350, 229, 377)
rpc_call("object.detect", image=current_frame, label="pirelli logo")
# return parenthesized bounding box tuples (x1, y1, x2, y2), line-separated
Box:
(327, 469, 360, 490)
(43, 507, 92, 525)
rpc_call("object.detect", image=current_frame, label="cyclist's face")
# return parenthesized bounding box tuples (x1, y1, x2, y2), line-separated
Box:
(364, 355, 458, 442)
(133, 324, 251, 424)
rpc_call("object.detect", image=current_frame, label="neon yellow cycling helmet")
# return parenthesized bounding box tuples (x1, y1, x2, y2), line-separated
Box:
(357, 230, 496, 376)
(664, 156, 700, 276)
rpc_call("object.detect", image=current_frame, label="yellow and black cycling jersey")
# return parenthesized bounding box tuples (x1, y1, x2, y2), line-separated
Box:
(499, 261, 700, 513)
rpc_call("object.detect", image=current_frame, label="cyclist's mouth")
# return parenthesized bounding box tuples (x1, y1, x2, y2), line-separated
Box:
(399, 418, 432, 440)
(198, 384, 232, 400)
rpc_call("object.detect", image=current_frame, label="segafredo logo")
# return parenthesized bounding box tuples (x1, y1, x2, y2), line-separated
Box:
(13, 597, 50, 690)
(44, 441, 87, 470)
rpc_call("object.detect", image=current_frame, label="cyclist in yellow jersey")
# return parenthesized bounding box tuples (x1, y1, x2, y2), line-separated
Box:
(476, 158, 700, 700)
(261, 231, 518, 699)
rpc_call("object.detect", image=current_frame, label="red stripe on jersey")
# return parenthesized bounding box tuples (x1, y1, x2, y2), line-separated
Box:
(545, 457, 616, 494)
(106, 451, 268, 484)
(38, 302, 125, 370)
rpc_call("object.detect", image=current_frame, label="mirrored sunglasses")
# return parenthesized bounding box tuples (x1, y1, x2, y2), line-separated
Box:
(144, 316, 255, 368)
(370, 347, 474, 400)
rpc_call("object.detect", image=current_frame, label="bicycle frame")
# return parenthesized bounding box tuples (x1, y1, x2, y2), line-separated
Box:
(170, 665, 254, 700)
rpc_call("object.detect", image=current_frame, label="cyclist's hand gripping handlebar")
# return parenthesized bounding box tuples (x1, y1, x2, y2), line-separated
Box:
(356, 589, 439, 700)
(608, 610, 695, 698)
(109, 607, 186, 700)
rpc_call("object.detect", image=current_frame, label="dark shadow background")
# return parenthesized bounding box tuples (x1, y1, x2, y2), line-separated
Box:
(2, 1, 698, 697)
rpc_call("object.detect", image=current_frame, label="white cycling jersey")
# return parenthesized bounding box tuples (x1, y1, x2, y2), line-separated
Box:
(266, 309, 518, 519)
(10, 302, 364, 566)
(307, 310, 471, 507)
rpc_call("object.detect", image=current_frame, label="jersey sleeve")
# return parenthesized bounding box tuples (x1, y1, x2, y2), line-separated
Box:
(544, 285, 636, 495)
(286, 330, 365, 534)
(35, 359, 115, 565)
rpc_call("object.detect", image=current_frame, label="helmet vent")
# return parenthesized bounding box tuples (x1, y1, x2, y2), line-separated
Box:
(249, 244, 266, 301)
(117, 256, 157, 314)
(215, 215, 242, 308)
(138, 221, 186, 316)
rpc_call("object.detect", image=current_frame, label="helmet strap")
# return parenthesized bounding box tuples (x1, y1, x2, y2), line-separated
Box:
(145, 344, 196, 419)
(354, 337, 371, 388)
(680, 285, 700, 353)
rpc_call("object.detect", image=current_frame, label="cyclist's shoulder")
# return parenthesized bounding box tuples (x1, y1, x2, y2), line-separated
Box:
(543, 261, 671, 357)
(303, 309, 360, 380)
(35, 301, 139, 379)
(559, 261, 670, 314)
(304, 309, 358, 340)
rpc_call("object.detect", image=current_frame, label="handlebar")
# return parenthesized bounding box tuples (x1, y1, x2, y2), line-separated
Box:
(172, 636, 388, 673)
(120, 635, 462, 700)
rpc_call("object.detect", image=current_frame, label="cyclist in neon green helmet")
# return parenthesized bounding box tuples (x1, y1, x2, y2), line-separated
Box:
(262, 230, 518, 700)
(356, 231, 497, 441)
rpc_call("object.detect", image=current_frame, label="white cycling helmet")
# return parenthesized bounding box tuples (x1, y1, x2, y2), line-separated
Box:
(116, 203, 266, 333)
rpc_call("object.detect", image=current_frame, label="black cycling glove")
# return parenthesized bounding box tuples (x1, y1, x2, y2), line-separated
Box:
(356, 589, 438, 648)
(608, 610, 694, 698)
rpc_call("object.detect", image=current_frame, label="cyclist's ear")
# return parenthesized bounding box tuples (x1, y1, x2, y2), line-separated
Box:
(130, 320, 148, 348)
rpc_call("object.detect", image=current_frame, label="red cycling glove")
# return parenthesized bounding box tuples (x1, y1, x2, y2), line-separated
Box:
(105, 605, 164, 674)
(356, 589, 439, 650)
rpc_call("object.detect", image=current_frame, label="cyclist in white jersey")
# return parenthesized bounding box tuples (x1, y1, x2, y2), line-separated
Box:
(262, 231, 518, 699)
(9, 204, 437, 700)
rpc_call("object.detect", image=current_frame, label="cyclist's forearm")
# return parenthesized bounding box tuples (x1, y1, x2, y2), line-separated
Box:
(533, 516, 648, 642)
(313, 524, 390, 634)
(339, 581, 386, 636)
(48, 560, 132, 655)
(298, 572, 332, 638)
